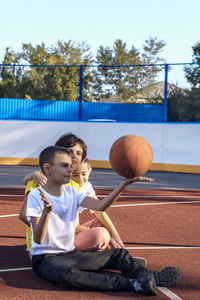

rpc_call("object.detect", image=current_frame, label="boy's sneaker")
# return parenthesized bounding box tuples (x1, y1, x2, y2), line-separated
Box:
(134, 257, 147, 268)
(153, 267, 182, 287)
(129, 272, 157, 296)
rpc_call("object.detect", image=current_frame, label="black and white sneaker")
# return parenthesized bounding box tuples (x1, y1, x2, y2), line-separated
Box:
(129, 273, 157, 296)
(153, 267, 182, 287)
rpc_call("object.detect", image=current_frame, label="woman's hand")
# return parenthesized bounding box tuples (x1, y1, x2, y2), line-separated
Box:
(33, 171, 47, 186)
(109, 237, 125, 248)
(76, 225, 89, 233)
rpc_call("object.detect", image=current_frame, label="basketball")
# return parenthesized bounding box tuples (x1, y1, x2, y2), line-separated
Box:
(109, 134, 153, 178)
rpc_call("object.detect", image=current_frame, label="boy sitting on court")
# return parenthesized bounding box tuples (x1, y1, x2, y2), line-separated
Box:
(26, 145, 182, 296)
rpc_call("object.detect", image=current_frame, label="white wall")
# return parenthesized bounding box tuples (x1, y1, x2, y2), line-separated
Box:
(0, 120, 200, 168)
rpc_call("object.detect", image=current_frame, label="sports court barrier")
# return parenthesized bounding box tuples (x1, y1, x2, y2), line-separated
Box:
(0, 62, 200, 122)
(0, 98, 163, 122)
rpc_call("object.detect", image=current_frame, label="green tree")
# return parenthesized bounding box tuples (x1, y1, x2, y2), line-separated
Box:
(140, 36, 166, 88)
(167, 40, 200, 123)
(21, 40, 93, 101)
(0, 40, 93, 101)
(184, 41, 200, 87)
(0, 47, 25, 98)
(91, 37, 166, 101)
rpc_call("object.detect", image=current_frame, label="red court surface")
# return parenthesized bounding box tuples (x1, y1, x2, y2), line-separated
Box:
(1, 187, 200, 300)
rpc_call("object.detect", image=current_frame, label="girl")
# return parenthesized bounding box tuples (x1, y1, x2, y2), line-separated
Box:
(72, 158, 147, 266)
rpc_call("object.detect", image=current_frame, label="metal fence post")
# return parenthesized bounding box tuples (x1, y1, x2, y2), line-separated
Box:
(78, 65, 83, 121)
(163, 64, 168, 122)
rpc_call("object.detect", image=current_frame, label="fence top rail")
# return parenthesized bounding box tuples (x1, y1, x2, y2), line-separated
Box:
(0, 62, 200, 68)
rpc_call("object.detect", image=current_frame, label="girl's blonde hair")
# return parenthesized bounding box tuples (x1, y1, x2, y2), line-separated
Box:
(81, 157, 92, 170)
(72, 157, 92, 176)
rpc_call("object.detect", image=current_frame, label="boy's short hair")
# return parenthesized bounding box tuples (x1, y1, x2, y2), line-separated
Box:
(55, 133, 87, 161)
(39, 146, 71, 174)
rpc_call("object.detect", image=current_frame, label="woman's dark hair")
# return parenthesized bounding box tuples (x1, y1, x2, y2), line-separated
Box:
(55, 133, 87, 161)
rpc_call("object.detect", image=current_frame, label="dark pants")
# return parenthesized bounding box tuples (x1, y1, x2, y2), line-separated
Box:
(32, 248, 139, 291)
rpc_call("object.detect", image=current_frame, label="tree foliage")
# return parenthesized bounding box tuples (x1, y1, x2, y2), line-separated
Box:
(91, 37, 166, 101)
(170, 41, 200, 122)
(184, 41, 200, 88)
(0, 40, 93, 101)
(0, 37, 166, 101)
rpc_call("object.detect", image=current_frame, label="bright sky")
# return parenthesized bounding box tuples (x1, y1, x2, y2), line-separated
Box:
(0, 0, 199, 86)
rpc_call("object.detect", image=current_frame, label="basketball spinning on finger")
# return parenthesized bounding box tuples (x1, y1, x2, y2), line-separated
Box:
(109, 134, 153, 178)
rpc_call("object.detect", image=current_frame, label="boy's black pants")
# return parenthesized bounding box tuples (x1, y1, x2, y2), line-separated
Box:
(32, 248, 139, 291)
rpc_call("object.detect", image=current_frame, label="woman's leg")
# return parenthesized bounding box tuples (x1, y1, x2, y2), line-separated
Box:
(77, 218, 147, 266)
(82, 217, 103, 228)
(28, 251, 32, 260)
(78, 217, 114, 250)
(74, 226, 110, 251)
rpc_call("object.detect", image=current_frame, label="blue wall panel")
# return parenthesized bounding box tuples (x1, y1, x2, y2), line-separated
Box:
(82, 102, 163, 122)
(0, 98, 79, 121)
(0, 98, 164, 122)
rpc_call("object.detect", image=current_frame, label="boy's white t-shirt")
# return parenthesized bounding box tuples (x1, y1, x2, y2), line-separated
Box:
(78, 181, 97, 213)
(26, 186, 86, 255)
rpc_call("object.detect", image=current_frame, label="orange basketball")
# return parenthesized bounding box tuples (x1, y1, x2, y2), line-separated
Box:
(109, 135, 153, 178)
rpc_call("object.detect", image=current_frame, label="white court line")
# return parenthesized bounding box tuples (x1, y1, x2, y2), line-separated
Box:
(111, 200, 200, 208)
(0, 214, 18, 218)
(1, 200, 200, 218)
(0, 267, 32, 272)
(1, 193, 200, 201)
(1, 193, 200, 199)
(158, 287, 183, 300)
(126, 246, 200, 250)
(0, 194, 24, 197)
(97, 194, 200, 199)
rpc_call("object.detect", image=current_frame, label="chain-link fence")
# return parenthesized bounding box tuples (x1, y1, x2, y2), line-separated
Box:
(166, 63, 200, 122)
